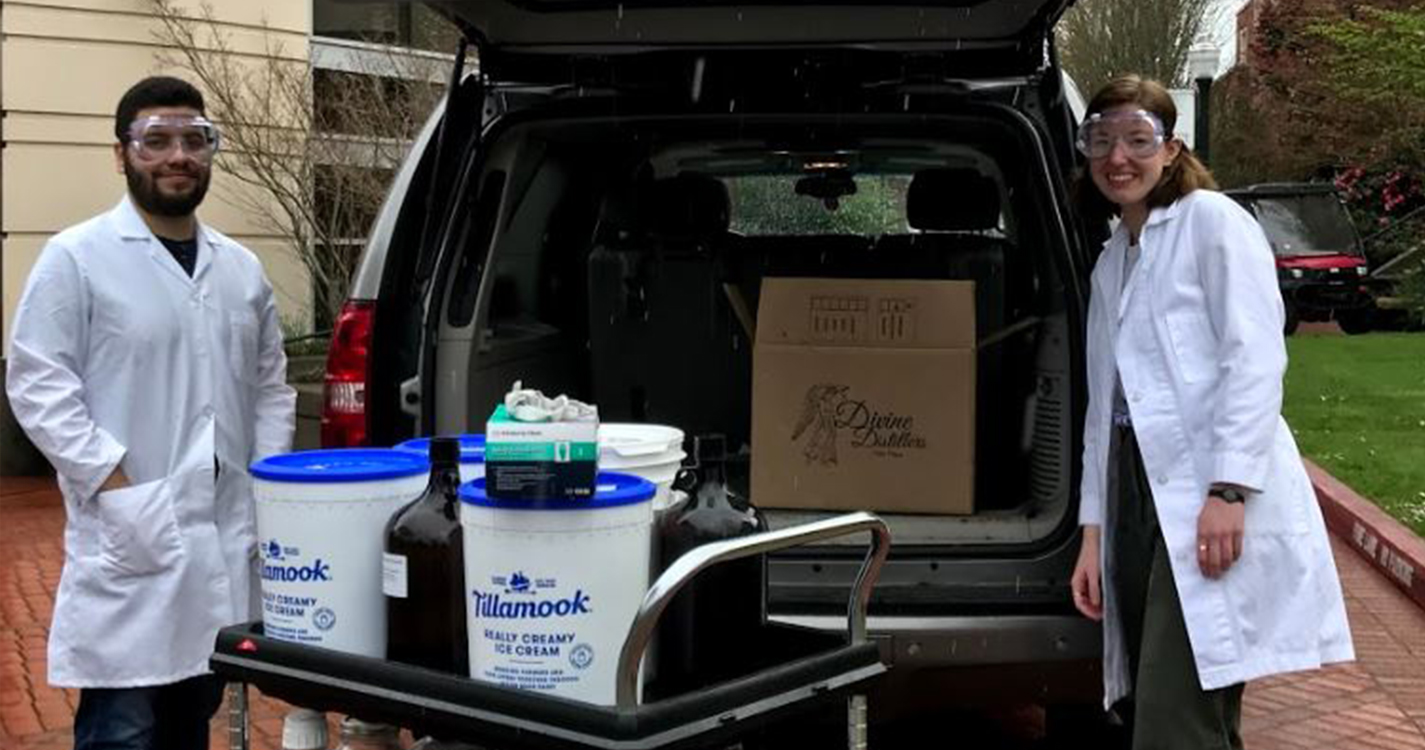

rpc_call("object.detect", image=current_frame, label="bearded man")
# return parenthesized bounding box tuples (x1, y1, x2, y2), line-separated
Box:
(5, 75, 296, 750)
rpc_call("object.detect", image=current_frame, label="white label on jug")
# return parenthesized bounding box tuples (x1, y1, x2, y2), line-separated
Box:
(470, 570, 598, 693)
(382, 553, 408, 598)
(259, 538, 337, 643)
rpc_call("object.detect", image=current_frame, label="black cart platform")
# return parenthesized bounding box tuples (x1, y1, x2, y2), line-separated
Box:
(212, 512, 892, 750)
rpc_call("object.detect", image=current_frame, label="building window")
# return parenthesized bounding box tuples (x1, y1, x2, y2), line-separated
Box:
(313, 0, 459, 53)
(313, 68, 442, 141)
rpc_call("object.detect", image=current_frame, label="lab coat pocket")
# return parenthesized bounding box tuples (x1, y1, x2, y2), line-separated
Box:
(1164, 311, 1218, 384)
(97, 478, 186, 577)
(1243, 470, 1311, 537)
(228, 309, 260, 382)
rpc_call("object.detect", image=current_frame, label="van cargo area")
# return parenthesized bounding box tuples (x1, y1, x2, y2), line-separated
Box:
(426, 112, 1081, 560)
(327, 0, 1100, 719)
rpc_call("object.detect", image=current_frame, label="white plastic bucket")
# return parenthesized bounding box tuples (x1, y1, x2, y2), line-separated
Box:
(395, 434, 486, 483)
(251, 449, 427, 658)
(597, 424, 685, 511)
(460, 472, 655, 705)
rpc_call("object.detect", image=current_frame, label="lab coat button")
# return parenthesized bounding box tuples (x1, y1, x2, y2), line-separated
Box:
(1156, 475, 1168, 485)
(1130, 393, 1142, 402)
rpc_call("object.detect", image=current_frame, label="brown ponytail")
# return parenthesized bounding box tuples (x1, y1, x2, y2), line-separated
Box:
(1147, 145, 1218, 208)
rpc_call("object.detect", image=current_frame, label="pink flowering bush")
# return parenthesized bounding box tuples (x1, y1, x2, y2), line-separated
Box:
(1336, 165, 1422, 214)
(1335, 164, 1424, 261)
(1335, 163, 1425, 326)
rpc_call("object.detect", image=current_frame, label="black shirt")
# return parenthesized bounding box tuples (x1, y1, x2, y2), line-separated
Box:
(157, 236, 198, 277)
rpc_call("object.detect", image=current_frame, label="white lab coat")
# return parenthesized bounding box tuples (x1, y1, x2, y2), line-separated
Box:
(5, 197, 296, 687)
(1078, 190, 1353, 707)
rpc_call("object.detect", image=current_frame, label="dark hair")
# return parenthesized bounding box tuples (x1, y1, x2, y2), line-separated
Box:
(1072, 75, 1218, 223)
(114, 76, 206, 142)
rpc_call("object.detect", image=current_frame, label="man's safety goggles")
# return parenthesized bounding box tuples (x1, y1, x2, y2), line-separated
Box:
(1075, 110, 1168, 160)
(127, 115, 221, 162)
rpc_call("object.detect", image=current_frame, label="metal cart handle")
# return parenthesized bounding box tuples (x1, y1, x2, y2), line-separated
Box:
(615, 511, 892, 709)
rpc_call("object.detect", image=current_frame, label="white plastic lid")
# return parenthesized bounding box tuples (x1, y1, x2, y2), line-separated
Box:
(597, 423, 685, 461)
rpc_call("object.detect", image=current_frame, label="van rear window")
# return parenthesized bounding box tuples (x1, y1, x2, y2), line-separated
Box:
(724, 174, 910, 237)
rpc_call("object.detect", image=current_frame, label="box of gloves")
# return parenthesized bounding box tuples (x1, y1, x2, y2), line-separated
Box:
(751, 278, 976, 515)
(485, 382, 599, 500)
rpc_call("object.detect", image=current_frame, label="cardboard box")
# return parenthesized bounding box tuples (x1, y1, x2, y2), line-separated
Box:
(485, 405, 599, 500)
(751, 278, 975, 515)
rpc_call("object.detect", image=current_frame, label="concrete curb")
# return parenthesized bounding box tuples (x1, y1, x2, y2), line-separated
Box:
(1307, 459, 1425, 613)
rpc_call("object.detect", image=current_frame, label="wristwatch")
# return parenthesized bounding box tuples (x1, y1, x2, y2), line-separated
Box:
(1208, 485, 1248, 504)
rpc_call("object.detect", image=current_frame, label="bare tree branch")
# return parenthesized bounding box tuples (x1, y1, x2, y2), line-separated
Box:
(147, 0, 447, 327)
(1057, 0, 1225, 94)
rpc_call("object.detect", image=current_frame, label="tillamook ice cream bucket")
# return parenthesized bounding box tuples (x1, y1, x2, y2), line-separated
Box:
(251, 449, 427, 657)
(460, 472, 655, 705)
(395, 433, 487, 483)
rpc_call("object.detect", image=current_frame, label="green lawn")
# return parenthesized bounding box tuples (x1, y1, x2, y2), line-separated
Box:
(1283, 331, 1425, 537)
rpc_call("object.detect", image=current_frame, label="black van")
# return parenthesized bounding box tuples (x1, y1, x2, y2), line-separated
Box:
(322, 0, 1104, 725)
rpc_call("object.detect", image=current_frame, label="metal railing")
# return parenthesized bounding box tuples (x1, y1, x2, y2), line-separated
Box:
(614, 511, 892, 710)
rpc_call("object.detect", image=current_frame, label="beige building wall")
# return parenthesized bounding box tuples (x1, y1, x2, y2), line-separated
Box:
(1, 0, 314, 348)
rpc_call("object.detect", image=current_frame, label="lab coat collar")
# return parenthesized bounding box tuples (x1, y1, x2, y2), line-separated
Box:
(1118, 244, 1148, 322)
(1101, 218, 1159, 323)
(1101, 196, 1193, 319)
(1100, 195, 1191, 251)
(113, 195, 215, 283)
(1104, 221, 1128, 253)
(1143, 194, 1190, 229)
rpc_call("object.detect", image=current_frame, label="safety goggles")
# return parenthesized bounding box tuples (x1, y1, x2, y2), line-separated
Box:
(1075, 110, 1168, 160)
(126, 115, 221, 162)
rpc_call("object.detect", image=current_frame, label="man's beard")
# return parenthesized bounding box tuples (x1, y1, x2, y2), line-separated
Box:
(123, 155, 210, 217)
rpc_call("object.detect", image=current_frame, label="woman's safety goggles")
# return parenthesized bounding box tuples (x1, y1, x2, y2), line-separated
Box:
(127, 115, 221, 163)
(1075, 110, 1168, 160)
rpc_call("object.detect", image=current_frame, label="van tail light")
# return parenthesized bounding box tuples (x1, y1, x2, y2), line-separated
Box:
(322, 300, 375, 447)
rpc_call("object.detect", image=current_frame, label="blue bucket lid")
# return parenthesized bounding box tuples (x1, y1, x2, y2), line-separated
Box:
(395, 434, 486, 463)
(250, 449, 428, 483)
(460, 471, 655, 510)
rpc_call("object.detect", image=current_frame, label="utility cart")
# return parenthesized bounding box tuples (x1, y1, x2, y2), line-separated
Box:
(212, 512, 891, 750)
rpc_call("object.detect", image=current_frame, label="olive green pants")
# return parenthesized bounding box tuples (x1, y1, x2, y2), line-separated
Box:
(1112, 426, 1245, 750)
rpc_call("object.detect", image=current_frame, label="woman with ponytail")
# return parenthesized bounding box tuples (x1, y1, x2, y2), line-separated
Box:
(1068, 75, 1353, 749)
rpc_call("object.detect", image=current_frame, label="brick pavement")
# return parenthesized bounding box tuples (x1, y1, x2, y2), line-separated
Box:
(4, 474, 1425, 749)
(1241, 534, 1425, 749)
(0, 478, 376, 750)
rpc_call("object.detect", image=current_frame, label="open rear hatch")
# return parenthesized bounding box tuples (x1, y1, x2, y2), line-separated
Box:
(414, 0, 1073, 53)
(379, 0, 1089, 619)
